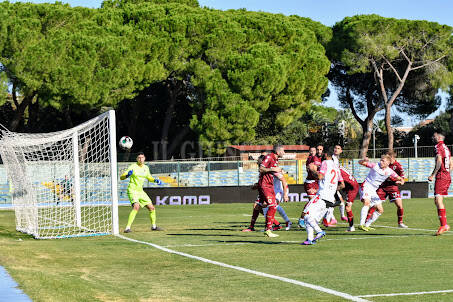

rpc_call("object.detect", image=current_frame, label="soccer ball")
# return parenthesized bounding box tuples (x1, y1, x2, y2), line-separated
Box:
(119, 136, 133, 150)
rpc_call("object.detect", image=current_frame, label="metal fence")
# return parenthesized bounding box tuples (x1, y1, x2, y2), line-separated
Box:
(342, 145, 451, 159)
(1, 145, 452, 206)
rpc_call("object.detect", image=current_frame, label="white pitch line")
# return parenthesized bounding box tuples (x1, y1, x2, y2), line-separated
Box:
(116, 234, 370, 302)
(357, 289, 453, 298)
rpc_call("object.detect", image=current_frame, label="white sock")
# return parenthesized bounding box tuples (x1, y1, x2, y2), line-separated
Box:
(305, 219, 314, 241)
(340, 202, 346, 217)
(365, 212, 381, 227)
(152, 224, 156, 229)
(360, 205, 370, 225)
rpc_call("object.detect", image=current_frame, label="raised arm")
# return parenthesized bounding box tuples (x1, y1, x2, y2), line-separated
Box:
(259, 166, 282, 173)
(358, 157, 369, 167)
(309, 163, 324, 180)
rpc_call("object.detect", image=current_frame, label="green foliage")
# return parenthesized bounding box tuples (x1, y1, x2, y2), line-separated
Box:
(0, 72, 7, 106)
(102, 0, 199, 9)
(328, 14, 453, 154)
(0, 1, 330, 155)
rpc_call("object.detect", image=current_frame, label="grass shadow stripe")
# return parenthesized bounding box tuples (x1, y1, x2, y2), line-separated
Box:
(117, 234, 370, 302)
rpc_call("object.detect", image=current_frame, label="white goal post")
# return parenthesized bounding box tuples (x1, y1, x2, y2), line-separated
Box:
(0, 110, 119, 239)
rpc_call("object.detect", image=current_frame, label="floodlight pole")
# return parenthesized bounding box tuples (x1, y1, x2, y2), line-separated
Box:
(413, 135, 420, 158)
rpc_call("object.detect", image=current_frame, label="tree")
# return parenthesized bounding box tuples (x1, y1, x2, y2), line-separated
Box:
(328, 15, 453, 157)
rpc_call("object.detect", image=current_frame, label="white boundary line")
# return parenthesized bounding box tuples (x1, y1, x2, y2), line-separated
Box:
(357, 289, 453, 298)
(116, 234, 370, 302)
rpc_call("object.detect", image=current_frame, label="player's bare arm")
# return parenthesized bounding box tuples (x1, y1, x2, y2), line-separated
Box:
(309, 165, 324, 180)
(358, 157, 369, 166)
(279, 175, 289, 202)
(259, 166, 282, 173)
(428, 154, 442, 181)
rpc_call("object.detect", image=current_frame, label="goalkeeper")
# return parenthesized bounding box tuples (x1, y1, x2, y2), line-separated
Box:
(121, 152, 163, 233)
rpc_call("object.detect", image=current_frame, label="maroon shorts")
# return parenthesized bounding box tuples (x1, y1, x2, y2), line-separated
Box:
(304, 181, 319, 196)
(435, 177, 451, 196)
(377, 186, 401, 202)
(258, 186, 276, 207)
(344, 184, 359, 203)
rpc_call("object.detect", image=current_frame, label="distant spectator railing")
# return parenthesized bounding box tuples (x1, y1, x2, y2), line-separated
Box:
(1, 145, 452, 206)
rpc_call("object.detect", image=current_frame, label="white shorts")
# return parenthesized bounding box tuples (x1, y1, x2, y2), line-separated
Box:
(359, 183, 383, 207)
(303, 195, 327, 222)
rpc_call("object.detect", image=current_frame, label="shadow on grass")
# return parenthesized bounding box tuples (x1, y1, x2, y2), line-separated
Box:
(0, 226, 29, 241)
(167, 233, 251, 237)
(186, 228, 238, 231)
(208, 239, 293, 245)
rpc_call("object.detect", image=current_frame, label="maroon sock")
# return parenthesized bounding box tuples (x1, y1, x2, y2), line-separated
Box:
(397, 208, 404, 224)
(250, 208, 260, 228)
(367, 207, 376, 221)
(347, 210, 354, 227)
(438, 209, 447, 226)
(266, 207, 277, 230)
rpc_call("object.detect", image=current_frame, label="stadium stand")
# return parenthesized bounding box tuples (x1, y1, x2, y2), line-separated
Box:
(0, 157, 449, 207)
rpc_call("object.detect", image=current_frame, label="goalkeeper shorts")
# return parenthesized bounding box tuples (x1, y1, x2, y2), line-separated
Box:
(127, 190, 152, 208)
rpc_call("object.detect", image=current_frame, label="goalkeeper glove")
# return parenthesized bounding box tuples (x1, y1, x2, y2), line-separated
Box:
(154, 179, 163, 186)
(125, 170, 133, 178)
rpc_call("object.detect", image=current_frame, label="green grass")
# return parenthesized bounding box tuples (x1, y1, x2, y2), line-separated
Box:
(1, 198, 453, 302)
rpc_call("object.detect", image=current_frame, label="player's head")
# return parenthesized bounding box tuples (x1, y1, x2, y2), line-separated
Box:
(272, 145, 285, 158)
(433, 131, 445, 143)
(380, 154, 391, 168)
(136, 152, 146, 165)
(316, 145, 324, 157)
(387, 150, 397, 162)
(257, 154, 266, 165)
(333, 145, 343, 156)
(323, 146, 334, 160)
(309, 146, 316, 156)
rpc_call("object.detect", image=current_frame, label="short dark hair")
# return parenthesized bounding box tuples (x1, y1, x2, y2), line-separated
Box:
(137, 152, 145, 156)
(324, 146, 335, 157)
(257, 154, 266, 165)
(272, 144, 284, 153)
(434, 130, 446, 137)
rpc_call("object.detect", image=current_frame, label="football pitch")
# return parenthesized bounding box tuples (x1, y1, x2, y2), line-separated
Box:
(0, 198, 452, 302)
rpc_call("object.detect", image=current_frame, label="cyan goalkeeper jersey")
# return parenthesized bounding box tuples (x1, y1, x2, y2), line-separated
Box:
(122, 163, 155, 193)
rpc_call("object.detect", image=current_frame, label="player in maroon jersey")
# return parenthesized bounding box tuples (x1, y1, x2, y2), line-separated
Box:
(366, 151, 408, 228)
(258, 145, 285, 237)
(336, 166, 359, 231)
(299, 146, 323, 228)
(428, 131, 452, 235)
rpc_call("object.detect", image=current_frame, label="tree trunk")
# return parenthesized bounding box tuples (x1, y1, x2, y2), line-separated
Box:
(385, 104, 394, 152)
(27, 99, 40, 132)
(359, 118, 375, 158)
(10, 92, 36, 131)
(167, 126, 191, 158)
(161, 80, 178, 157)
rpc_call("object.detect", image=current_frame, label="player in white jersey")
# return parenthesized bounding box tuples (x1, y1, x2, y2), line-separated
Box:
(357, 155, 404, 231)
(301, 152, 344, 245)
(323, 145, 343, 226)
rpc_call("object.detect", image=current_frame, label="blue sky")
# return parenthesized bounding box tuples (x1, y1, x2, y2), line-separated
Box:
(10, 0, 453, 125)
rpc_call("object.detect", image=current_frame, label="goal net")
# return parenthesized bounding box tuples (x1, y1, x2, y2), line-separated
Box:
(0, 110, 119, 239)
